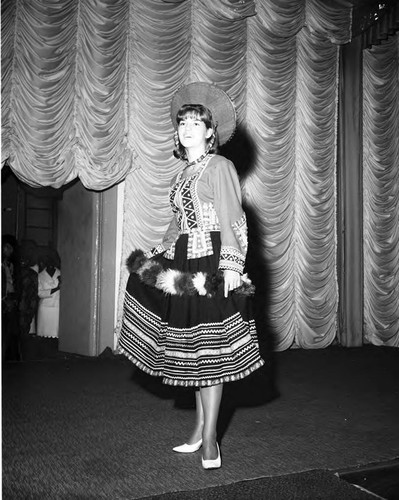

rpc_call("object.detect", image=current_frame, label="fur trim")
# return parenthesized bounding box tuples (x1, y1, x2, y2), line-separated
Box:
(156, 269, 181, 295)
(175, 273, 197, 296)
(126, 249, 146, 273)
(192, 272, 207, 296)
(126, 250, 255, 297)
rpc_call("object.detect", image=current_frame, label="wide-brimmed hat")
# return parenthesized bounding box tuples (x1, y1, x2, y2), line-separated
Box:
(170, 82, 236, 145)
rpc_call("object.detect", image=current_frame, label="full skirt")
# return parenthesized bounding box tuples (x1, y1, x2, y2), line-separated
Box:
(118, 232, 264, 387)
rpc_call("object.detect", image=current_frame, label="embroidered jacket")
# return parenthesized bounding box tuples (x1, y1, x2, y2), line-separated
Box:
(146, 155, 248, 275)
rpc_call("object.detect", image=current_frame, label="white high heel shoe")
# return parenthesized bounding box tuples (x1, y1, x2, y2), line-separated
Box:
(202, 443, 221, 469)
(173, 439, 202, 453)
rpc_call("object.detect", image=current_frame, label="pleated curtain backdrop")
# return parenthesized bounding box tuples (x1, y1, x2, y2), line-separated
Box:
(2, 0, 398, 349)
(120, 0, 351, 351)
(362, 37, 399, 347)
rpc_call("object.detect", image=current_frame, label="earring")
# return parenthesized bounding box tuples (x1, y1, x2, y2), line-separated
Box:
(174, 131, 180, 148)
(208, 132, 215, 149)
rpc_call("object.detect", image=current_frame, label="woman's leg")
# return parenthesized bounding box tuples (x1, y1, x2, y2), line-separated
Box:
(186, 389, 204, 444)
(200, 383, 223, 460)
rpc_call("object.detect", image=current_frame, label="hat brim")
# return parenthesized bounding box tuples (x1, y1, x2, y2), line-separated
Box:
(170, 82, 236, 145)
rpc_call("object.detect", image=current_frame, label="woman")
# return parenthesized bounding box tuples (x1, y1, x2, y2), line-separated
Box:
(2, 235, 20, 360)
(19, 240, 40, 337)
(118, 82, 264, 469)
(37, 251, 61, 339)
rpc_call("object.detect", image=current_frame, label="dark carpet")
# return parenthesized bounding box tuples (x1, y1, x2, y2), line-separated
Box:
(141, 469, 377, 499)
(2, 344, 399, 499)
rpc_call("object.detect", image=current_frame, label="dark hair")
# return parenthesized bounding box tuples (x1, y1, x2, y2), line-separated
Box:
(20, 239, 38, 267)
(2, 234, 17, 250)
(2, 234, 18, 263)
(173, 104, 219, 161)
(38, 247, 61, 270)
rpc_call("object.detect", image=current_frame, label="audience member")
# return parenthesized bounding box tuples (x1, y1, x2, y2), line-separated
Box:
(37, 249, 61, 339)
(2, 234, 21, 360)
(18, 240, 40, 337)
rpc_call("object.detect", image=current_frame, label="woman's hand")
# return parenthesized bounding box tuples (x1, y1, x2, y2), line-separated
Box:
(223, 270, 241, 298)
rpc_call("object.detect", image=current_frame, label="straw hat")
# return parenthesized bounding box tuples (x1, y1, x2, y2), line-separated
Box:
(170, 82, 236, 145)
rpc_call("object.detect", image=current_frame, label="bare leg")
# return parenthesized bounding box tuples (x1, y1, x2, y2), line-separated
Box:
(200, 383, 223, 460)
(186, 389, 204, 444)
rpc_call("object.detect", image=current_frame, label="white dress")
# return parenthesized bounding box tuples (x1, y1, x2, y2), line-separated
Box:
(37, 268, 61, 338)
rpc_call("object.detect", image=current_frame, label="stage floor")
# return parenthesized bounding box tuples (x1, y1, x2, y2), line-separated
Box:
(2, 344, 399, 499)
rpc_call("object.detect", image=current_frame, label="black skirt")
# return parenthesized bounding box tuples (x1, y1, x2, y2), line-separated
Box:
(118, 232, 264, 387)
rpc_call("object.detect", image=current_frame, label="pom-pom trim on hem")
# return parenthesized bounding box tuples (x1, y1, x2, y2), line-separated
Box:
(126, 249, 255, 297)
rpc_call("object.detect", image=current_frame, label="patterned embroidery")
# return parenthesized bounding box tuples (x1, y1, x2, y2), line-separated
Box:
(169, 163, 207, 232)
(167, 157, 220, 260)
(166, 158, 248, 266)
(232, 214, 248, 254)
(219, 246, 245, 274)
(164, 242, 176, 260)
(145, 244, 166, 258)
(201, 201, 219, 228)
(187, 229, 212, 258)
(118, 291, 264, 387)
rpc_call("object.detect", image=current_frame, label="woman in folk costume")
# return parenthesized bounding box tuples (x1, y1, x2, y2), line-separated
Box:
(118, 82, 264, 469)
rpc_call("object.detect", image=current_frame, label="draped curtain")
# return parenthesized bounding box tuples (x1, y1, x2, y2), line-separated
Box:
(362, 34, 399, 347)
(4, 0, 396, 349)
(117, 0, 351, 350)
(1, 0, 132, 189)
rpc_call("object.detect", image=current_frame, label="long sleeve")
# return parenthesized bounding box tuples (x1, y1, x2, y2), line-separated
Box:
(38, 269, 60, 304)
(209, 157, 248, 274)
(145, 215, 179, 258)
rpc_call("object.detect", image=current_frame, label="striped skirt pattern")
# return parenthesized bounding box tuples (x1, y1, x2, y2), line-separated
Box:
(118, 233, 264, 387)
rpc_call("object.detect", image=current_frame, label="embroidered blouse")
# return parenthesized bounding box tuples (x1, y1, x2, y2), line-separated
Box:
(147, 155, 248, 275)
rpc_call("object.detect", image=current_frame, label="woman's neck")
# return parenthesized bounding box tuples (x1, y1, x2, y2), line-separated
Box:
(47, 266, 56, 277)
(185, 146, 206, 164)
(183, 152, 211, 173)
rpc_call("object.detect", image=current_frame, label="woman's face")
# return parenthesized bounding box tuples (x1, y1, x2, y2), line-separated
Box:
(177, 114, 213, 150)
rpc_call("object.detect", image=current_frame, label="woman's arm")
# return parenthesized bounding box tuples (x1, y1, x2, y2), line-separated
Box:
(38, 273, 60, 298)
(145, 215, 179, 258)
(210, 157, 248, 296)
